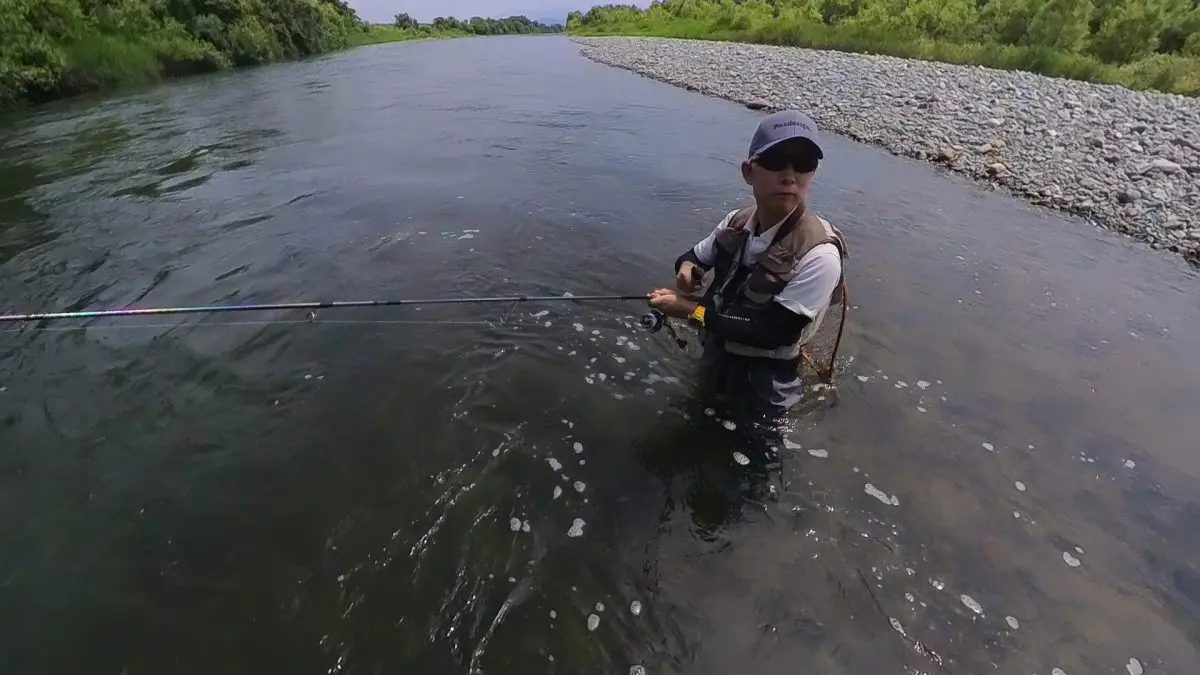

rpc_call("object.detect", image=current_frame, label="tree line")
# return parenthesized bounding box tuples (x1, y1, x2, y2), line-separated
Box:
(0, 0, 366, 108)
(567, 0, 1200, 94)
(0, 2, 561, 110)
(394, 13, 564, 34)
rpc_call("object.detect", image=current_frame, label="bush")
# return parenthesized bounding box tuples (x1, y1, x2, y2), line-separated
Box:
(568, 0, 1200, 95)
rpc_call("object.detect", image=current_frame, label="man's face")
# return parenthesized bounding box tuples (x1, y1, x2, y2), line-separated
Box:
(741, 138, 819, 214)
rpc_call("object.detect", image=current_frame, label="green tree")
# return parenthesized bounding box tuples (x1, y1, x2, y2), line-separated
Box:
(1024, 0, 1093, 52)
(1089, 0, 1165, 61)
(393, 11, 416, 28)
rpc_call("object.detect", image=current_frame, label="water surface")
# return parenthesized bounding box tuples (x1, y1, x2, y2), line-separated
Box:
(2, 36, 1198, 675)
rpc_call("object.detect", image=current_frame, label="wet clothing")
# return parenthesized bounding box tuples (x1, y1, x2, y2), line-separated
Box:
(679, 206, 846, 420)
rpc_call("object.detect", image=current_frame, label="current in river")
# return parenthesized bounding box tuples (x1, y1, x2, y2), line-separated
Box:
(1, 36, 1198, 675)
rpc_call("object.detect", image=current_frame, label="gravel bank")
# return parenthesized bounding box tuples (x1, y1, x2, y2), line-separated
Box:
(575, 37, 1200, 267)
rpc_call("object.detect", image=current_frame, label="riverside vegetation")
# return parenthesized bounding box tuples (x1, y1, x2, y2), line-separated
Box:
(567, 0, 1200, 96)
(0, 1, 562, 109)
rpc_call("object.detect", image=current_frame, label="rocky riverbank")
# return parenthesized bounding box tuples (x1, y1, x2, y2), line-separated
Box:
(574, 37, 1200, 267)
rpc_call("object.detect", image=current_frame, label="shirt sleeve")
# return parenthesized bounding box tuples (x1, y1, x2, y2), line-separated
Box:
(692, 209, 739, 267)
(774, 244, 843, 318)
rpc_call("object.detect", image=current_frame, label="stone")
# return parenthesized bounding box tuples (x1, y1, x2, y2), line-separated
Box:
(1143, 158, 1183, 175)
(937, 146, 960, 162)
(987, 162, 1008, 176)
(976, 143, 994, 153)
(744, 99, 769, 110)
(986, 118, 1004, 127)
(1117, 188, 1140, 203)
(990, 138, 1006, 149)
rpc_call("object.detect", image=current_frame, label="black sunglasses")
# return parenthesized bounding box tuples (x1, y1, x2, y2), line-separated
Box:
(753, 150, 820, 173)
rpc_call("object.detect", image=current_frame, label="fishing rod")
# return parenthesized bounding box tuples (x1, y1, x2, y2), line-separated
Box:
(0, 294, 651, 323)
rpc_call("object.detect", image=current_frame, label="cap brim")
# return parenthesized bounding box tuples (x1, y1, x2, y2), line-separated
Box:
(753, 136, 824, 160)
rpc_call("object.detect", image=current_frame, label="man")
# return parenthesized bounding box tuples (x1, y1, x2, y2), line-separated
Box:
(648, 110, 847, 425)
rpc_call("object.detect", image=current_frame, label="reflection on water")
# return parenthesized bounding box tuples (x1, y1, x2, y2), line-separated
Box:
(1, 36, 1199, 675)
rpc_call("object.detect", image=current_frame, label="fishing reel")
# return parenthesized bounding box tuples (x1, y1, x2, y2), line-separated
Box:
(640, 310, 688, 349)
(639, 310, 666, 333)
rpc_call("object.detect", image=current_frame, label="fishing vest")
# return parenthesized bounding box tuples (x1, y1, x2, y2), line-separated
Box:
(707, 206, 848, 361)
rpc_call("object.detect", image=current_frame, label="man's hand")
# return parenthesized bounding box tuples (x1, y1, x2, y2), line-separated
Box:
(648, 288, 699, 319)
(676, 261, 704, 293)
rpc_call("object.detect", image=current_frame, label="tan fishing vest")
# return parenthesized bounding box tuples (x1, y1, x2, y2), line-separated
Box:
(710, 206, 848, 360)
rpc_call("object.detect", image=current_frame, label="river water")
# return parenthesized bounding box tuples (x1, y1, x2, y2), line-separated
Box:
(1, 36, 1198, 675)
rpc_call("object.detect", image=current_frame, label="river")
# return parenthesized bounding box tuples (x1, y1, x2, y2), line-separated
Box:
(1, 36, 1198, 675)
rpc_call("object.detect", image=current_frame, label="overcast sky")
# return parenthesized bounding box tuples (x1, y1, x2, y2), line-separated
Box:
(346, 0, 647, 23)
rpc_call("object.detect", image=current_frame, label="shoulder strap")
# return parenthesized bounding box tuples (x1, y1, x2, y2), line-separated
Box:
(727, 207, 755, 233)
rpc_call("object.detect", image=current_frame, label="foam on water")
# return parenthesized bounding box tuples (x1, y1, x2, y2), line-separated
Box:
(982, 442, 995, 452)
(704, 408, 716, 417)
(630, 666, 646, 675)
(510, 518, 522, 532)
(1123, 459, 1136, 469)
(856, 375, 871, 382)
(567, 518, 585, 537)
(548, 458, 563, 471)
(553, 485, 562, 500)
(916, 380, 930, 389)
(595, 602, 605, 612)
(587, 613, 600, 631)
(917, 406, 927, 413)
(864, 483, 900, 506)
(1062, 551, 1082, 567)
(722, 420, 736, 431)
(930, 579, 945, 591)
(530, 310, 549, 318)
(960, 594, 983, 615)
(550, 610, 557, 619)
(521, 520, 530, 533)
(1005, 615, 1019, 629)
(630, 601, 642, 616)
(573, 323, 584, 332)
(573, 442, 583, 453)
(1015, 481, 1027, 492)
(1052, 669, 1068, 675)
(1126, 657, 1143, 675)
(808, 448, 829, 458)
(732, 452, 750, 466)
(574, 481, 586, 493)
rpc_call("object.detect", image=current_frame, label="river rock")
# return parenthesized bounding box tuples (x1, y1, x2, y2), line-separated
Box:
(573, 36, 1200, 267)
(745, 99, 769, 110)
(1143, 158, 1183, 175)
(938, 147, 960, 162)
(976, 143, 994, 154)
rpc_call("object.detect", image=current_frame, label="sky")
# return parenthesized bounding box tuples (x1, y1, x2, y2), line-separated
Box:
(346, 0, 648, 24)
